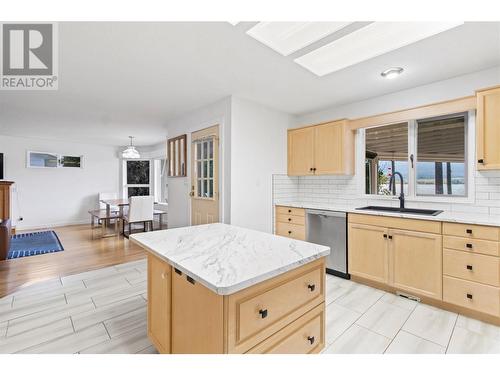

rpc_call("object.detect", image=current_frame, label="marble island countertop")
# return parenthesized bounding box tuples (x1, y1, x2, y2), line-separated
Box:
(275, 202, 500, 227)
(130, 223, 330, 295)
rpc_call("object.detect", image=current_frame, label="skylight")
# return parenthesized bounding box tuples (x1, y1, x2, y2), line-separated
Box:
(246, 22, 352, 56)
(294, 22, 464, 76)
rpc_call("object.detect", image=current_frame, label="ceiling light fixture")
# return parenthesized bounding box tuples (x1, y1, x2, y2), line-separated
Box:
(381, 67, 404, 79)
(246, 22, 352, 56)
(295, 22, 464, 76)
(122, 136, 140, 159)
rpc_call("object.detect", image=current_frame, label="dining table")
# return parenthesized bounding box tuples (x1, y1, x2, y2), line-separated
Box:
(100, 198, 168, 232)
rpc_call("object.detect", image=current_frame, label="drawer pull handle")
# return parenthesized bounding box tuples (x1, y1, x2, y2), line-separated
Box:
(466, 243, 473, 249)
(186, 275, 196, 285)
(307, 336, 315, 345)
(307, 284, 316, 292)
(466, 293, 473, 300)
(466, 265, 473, 270)
(466, 229, 473, 234)
(288, 209, 292, 213)
(288, 218, 292, 221)
(478, 159, 484, 164)
(288, 230, 292, 234)
(259, 309, 268, 319)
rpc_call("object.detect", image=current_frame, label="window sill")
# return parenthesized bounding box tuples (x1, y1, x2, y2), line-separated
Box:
(361, 194, 474, 205)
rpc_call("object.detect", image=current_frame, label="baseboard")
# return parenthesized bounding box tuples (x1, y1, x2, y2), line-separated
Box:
(14, 219, 90, 231)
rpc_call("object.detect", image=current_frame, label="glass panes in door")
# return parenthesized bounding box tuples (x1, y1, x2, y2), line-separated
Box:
(194, 138, 215, 199)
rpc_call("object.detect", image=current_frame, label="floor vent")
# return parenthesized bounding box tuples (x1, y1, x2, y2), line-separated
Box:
(396, 291, 421, 302)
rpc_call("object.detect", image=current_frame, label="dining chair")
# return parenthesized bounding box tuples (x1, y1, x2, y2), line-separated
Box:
(99, 192, 119, 211)
(122, 195, 154, 238)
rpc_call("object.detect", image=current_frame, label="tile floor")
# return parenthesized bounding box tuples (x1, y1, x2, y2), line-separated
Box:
(1, 259, 500, 354)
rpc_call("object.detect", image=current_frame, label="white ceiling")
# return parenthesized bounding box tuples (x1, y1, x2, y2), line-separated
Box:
(0, 22, 499, 146)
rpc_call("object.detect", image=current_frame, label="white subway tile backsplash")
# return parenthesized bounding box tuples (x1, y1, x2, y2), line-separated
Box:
(273, 171, 500, 216)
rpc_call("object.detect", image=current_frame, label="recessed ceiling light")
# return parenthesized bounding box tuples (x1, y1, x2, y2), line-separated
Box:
(381, 67, 404, 79)
(246, 22, 352, 56)
(294, 22, 464, 76)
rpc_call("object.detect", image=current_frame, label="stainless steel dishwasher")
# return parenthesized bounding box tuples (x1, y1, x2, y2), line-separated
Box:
(306, 209, 348, 279)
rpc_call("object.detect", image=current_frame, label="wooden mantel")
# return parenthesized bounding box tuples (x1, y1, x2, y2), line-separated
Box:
(0, 181, 14, 220)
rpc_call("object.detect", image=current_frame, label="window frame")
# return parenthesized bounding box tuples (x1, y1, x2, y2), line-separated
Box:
(122, 159, 152, 198)
(357, 110, 475, 204)
(26, 150, 84, 169)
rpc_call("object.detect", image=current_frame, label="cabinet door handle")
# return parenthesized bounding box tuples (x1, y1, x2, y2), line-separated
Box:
(288, 209, 292, 213)
(478, 159, 484, 164)
(307, 336, 315, 345)
(383, 234, 388, 238)
(466, 265, 473, 270)
(309, 167, 313, 172)
(307, 284, 316, 292)
(288, 218, 292, 221)
(388, 235, 393, 240)
(466, 229, 473, 234)
(174, 268, 182, 275)
(288, 230, 292, 234)
(466, 293, 473, 300)
(259, 309, 268, 319)
(186, 275, 196, 285)
(466, 243, 473, 249)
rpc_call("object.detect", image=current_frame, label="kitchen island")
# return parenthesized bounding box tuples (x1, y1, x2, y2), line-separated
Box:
(130, 223, 330, 354)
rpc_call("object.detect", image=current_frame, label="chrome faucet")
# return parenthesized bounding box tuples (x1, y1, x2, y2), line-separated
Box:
(389, 172, 405, 209)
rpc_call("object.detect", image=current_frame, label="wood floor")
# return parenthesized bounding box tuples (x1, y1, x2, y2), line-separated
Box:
(0, 224, 147, 297)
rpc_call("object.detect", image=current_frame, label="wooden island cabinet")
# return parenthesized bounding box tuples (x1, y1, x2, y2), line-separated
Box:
(132, 223, 329, 354)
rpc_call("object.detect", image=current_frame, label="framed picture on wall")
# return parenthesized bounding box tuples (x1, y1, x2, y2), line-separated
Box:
(167, 134, 187, 177)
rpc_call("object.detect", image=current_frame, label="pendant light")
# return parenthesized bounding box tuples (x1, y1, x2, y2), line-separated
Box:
(122, 136, 141, 159)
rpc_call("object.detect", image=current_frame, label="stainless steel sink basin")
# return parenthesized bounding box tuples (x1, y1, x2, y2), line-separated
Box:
(356, 206, 443, 216)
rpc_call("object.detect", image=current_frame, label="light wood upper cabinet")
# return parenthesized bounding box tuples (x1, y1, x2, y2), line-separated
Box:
(389, 229, 443, 300)
(476, 86, 500, 170)
(287, 126, 315, 175)
(147, 255, 171, 354)
(288, 120, 354, 176)
(348, 223, 389, 284)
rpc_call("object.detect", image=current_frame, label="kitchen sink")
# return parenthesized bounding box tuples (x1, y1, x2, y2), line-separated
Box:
(356, 206, 443, 216)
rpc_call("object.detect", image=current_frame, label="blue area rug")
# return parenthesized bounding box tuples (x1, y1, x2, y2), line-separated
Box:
(8, 231, 64, 259)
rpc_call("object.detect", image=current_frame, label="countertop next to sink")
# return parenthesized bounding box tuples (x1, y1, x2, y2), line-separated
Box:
(275, 201, 500, 227)
(130, 223, 330, 296)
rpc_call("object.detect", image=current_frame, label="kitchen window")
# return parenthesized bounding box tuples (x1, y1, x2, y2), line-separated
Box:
(363, 112, 470, 200)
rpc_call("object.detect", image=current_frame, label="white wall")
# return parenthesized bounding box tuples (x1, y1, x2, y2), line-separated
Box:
(0, 135, 120, 229)
(163, 97, 232, 228)
(295, 66, 500, 126)
(230, 97, 292, 232)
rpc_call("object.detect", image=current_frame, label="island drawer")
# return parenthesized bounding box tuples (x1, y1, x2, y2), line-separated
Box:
(276, 222, 306, 241)
(276, 213, 305, 226)
(443, 276, 500, 316)
(443, 222, 500, 241)
(443, 236, 499, 256)
(276, 206, 305, 217)
(246, 303, 325, 354)
(226, 259, 325, 353)
(443, 248, 500, 286)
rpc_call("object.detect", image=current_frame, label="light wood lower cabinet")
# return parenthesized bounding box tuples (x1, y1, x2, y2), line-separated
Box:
(389, 229, 442, 300)
(348, 223, 389, 284)
(247, 303, 325, 354)
(443, 276, 500, 316)
(147, 254, 326, 354)
(348, 215, 442, 301)
(275, 206, 306, 241)
(147, 255, 171, 354)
